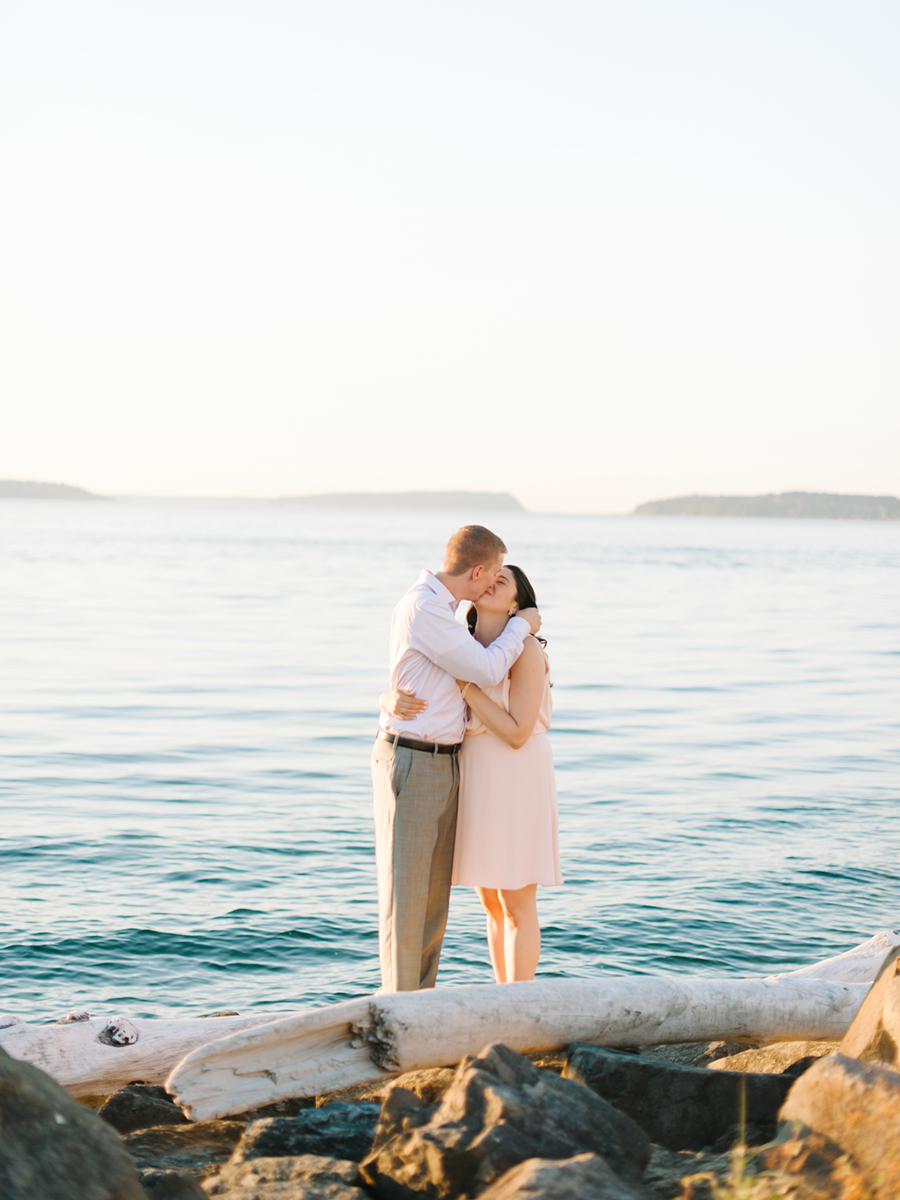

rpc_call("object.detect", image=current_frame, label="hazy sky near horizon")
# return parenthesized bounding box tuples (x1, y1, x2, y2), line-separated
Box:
(2, 2, 898, 513)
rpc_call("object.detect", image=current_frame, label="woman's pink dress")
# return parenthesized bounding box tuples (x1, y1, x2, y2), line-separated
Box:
(452, 645, 562, 890)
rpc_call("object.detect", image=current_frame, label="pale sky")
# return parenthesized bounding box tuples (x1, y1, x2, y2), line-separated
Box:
(2, 1, 898, 513)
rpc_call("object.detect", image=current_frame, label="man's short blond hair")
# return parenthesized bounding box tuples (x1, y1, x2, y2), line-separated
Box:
(443, 525, 507, 576)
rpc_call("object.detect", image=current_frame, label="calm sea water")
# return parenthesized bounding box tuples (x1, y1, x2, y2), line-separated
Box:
(1, 501, 898, 1023)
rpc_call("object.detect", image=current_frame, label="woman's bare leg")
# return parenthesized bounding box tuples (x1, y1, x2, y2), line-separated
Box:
(497, 885, 540, 981)
(475, 887, 507, 983)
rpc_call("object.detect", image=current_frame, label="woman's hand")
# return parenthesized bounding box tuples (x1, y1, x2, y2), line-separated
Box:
(460, 638, 544, 749)
(379, 688, 427, 720)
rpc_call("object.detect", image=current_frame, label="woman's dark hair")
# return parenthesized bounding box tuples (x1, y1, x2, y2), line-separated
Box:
(467, 564, 546, 646)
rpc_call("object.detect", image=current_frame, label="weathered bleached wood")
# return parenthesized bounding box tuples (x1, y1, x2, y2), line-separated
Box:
(772, 929, 900, 983)
(5, 930, 896, 1106)
(168, 975, 869, 1120)
(0, 1010, 294, 1099)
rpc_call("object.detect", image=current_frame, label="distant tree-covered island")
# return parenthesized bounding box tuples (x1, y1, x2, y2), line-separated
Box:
(276, 490, 525, 511)
(633, 492, 900, 521)
(0, 480, 105, 500)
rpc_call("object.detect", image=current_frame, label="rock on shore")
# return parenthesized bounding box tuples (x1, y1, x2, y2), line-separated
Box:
(0, 1046, 144, 1200)
(232, 1103, 380, 1164)
(564, 1043, 794, 1150)
(11, 965, 900, 1200)
(360, 1042, 650, 1199)
(742, 943, 900, 1198)
(203, 1154, 366, 1200)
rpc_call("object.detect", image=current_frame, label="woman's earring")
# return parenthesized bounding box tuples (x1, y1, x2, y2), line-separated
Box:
(508, 608, 517, 617)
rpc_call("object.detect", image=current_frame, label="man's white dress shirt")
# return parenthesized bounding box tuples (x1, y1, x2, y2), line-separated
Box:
(378, 570, 530, 745)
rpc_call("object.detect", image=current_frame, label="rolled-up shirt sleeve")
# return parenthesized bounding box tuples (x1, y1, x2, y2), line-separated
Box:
(410, 603, 529, 688)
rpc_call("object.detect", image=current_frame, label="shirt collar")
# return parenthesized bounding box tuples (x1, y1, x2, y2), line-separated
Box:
(419, 569, 457, 609)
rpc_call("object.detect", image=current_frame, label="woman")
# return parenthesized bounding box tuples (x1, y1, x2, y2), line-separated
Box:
(380, 565, 561, 983)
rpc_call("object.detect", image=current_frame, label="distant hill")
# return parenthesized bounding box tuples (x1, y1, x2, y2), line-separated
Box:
(633, 492, 900, 521)
(276, 490, 526, 512)
(0, 480, 105, 500)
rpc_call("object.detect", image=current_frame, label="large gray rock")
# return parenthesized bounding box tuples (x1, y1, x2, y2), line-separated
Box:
(565, 1043, 792, 1151)
(202, 1153, 365, 1199)
(476, 1154, 643, 1200)
(361, 1042, 649, 1200)
(839, 946, 900, 1066)
(232, 1103, 380, 1164)
(747, 1128, 870, 1200)
(0, 1044, 144, 1200)
(124, 1120, 246, 1179)
(97, 1084, 190, 1133)
(779, 1052, 900, 1196)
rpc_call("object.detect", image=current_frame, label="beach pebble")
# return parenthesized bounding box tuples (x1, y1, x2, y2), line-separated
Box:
(57, 1010, 91, 1024)
(0, 1013, 21, 1029)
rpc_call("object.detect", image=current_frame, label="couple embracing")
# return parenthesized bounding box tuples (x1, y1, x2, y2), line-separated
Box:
(372, 524, 562, 995)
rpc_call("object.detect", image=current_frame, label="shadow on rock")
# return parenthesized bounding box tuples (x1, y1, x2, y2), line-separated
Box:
(124, 1120, 246, 1180)
(231, 1103, 381, 1164)
(564, 1043, 792, 1152)
(361, 1042, 649, 1200)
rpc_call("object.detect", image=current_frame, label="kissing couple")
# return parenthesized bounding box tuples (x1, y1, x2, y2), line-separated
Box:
(372, 524, 562, 995)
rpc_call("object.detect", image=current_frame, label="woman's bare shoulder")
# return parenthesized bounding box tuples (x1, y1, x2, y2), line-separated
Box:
(512, 634, 545, 673)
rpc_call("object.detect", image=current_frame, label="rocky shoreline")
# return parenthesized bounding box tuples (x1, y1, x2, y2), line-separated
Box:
(4, 947, 900, 1199)
(0, 1034, 884, 1199)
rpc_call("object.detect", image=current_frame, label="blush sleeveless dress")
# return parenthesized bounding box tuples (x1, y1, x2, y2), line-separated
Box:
(451, 645, 562, 890)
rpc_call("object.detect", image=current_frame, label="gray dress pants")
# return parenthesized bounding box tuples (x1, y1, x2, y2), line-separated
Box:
(371, 736, 459, 992)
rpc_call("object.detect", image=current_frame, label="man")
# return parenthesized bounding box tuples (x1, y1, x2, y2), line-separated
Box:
(372, 524, 542, 992)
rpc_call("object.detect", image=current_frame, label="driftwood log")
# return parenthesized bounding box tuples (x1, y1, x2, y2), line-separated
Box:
(769, 930, 900, 983)
(167, 975, 871, 1120)
(0, 1011, 294, 1099)
(2, 930, 897, 1113)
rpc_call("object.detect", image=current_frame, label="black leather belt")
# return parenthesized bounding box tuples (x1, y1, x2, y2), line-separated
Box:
(378, 731, 461, 755)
